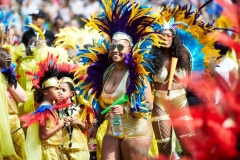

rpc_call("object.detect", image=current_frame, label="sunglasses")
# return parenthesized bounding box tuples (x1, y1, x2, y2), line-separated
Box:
(109, 44, 131, 52)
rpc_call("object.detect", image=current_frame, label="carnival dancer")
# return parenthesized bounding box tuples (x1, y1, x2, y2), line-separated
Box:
(57, 62, 94, 160)
(151, 3, 218, 159)
(0, 22, 27, 160)
(0, 48, 27, 160)
(74, 0, 166, 159)
(20, 54, 67, 160)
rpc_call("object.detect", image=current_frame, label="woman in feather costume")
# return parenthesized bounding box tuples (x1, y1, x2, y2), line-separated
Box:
(151, 2, 218, 159)
(74, 0, 166, 159)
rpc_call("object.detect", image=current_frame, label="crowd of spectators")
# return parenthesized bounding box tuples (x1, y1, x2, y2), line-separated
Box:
(0, 0, 224, 44)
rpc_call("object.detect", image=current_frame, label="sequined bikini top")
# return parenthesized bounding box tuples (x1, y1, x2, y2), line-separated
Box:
(153, 67, 187, 84)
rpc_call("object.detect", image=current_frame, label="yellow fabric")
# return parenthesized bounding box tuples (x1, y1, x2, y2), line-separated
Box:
(154, 89, 187, 112)
(61, 149, 89, 160)
(60, 104, 89, 159)
(43, 117, 62, 146)
(96, 120, 108, 160)
(5, 91, 27, 160)
(25, 112, 61, 160)
(101, 69, 129, 106)
(148, 136, 159, 158)
(5, 115, 27, 160)
(16, 56, 37, 115)
(0, 74, 15, 157)
(41, 144, 60, 160)
(7, 91, 18, 114)
(106, 114, 153, 140)
(25, 123, 42, 160)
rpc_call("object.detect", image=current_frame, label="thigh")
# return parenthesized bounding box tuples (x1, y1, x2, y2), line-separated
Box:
(152, 103, 172, 141)
(101, 135, 121, 160)
(121, 137, 152, 160)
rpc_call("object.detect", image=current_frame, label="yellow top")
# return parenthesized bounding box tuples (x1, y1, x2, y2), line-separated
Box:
(7, 90, 18, 115)
(101, 70, 129, 106)
(0, 73, 15, 157)
(42, 112, 62, 146)
(61, 104, 89, 150)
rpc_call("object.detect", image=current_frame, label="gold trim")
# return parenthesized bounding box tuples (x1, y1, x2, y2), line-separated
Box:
(42, 77, 59, 89)
(59, 77, 74, 85)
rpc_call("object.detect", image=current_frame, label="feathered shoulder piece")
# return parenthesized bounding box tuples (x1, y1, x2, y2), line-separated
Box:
(153, 1, 219, 71)
(20, 102, 55, 128)
(74, 39, 111, 112)
(20, 101, 71, 128)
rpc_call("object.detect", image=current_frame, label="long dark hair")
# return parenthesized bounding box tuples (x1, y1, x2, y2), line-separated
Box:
(150, 34, 190, 72)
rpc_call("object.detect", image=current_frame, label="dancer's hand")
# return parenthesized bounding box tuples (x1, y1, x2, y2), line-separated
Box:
(69, 118, 79, 125)
(111, 105, 124, 115)
(88, 125, 98, 140)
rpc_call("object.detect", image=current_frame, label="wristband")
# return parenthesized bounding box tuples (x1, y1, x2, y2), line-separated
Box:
(93, 119, 101, 127)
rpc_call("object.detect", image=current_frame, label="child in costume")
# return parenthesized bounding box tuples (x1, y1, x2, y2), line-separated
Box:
(15, 24, 69, 116)
(74, 0, 166, 159)
(20, 54, 66, 160)
(57, 62, 94, 160)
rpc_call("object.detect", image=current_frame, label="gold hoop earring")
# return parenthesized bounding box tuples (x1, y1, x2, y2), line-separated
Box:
(108, 55, 114, 63)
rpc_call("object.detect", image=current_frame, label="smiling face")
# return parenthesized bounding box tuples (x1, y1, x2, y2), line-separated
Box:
(109, 39, 131, 63)
(162, 30, 174, 48)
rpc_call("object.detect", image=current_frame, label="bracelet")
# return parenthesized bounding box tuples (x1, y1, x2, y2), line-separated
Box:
(92, 119, 100, 127)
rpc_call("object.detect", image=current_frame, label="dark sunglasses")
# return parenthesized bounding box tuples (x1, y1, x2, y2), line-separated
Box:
(109, 44, 131, 51)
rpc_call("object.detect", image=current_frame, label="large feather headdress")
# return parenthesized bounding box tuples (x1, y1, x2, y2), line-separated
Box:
(153, 1, 219, 71)
(75, 0, 159, 115)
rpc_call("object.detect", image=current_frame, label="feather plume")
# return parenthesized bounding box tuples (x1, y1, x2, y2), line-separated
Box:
(27, 23, 45, 39)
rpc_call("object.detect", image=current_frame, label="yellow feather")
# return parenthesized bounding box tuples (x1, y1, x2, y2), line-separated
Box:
(27, 24, 45, 39)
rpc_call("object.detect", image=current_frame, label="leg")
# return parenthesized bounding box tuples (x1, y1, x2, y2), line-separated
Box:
(101, 135, 121, 160)
(152, 103, 172, 158)
(121, 137, 152, 160)
(172, 107, 195, 159)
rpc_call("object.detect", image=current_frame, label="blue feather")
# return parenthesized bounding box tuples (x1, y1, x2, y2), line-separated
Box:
(32, 104, 52, 115)
(176, 29, 205, 71)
